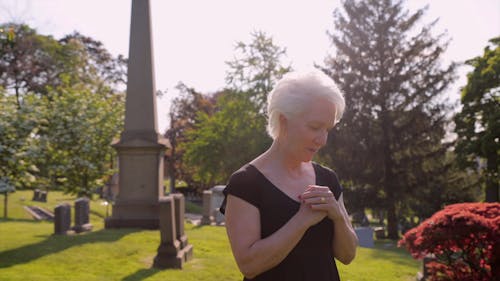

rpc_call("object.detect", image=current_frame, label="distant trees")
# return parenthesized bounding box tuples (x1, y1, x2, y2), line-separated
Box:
(0, 23, 125, 197)
(167, 31, 289, 189)
(454, 37, 500, 202)
(320, 0, 460, 239)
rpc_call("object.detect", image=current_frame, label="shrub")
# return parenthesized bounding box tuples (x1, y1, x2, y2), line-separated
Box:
(398, 202, 500, 281)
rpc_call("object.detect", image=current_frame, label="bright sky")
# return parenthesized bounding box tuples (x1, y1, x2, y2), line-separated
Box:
(1, 0, 499, 132)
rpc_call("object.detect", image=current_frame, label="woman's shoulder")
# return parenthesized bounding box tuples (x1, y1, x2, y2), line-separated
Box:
(228, 163, 257, 184)
(312, 162, 343, 199)
(312, 161, 339, 179)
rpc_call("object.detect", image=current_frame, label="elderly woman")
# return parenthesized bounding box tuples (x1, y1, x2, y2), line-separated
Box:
(220, 70, 358, 281)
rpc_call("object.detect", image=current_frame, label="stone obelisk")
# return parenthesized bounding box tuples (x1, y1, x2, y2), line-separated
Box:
(105, 0, 169, 229)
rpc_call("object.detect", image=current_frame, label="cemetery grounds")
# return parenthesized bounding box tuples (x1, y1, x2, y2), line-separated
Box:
(0, 190, 419, 281)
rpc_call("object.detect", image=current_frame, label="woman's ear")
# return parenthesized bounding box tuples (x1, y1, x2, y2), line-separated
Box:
(278, 114, 288, 138)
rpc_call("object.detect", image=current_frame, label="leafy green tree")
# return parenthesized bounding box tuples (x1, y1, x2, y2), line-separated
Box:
(165, 83, 216, 191)
(182, 91, 270, 188)
(321, 0, 456, 239)
(454, 37, 500, 202)
(225, 30, 291, 113)
(0, 89, 39, 189)
(0, 23, 126, 106)
(176, 31, 289, 189)
(33, 77, 124, 196)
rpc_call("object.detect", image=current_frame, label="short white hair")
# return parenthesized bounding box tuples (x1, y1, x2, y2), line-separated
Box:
(266, 69, 345, 140)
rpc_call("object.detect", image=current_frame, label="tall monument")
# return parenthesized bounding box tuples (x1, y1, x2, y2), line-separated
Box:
(105, 0, 169, 229)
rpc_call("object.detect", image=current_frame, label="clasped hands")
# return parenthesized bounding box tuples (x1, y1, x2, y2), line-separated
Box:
(298, 185, 343, 223)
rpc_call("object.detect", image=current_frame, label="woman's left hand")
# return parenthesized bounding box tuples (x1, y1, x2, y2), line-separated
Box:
(299, 185, 343, 222)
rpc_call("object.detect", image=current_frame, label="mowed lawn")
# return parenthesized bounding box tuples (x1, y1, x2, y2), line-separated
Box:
(0, 191, 420, 281)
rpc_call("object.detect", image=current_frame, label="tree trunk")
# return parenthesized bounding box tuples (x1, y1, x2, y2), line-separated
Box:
(387, 199, 398, 240)
(485, 154, 499, 202)
(3, 193, 7, 219)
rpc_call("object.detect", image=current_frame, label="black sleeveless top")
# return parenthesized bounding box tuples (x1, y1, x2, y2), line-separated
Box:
(220, 162, 343, 281)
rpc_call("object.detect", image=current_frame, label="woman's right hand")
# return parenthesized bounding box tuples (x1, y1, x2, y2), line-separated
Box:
(296, 199, 327, 227)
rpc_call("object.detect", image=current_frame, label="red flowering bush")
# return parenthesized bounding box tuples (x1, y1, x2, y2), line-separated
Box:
(398, 202, 500, 281)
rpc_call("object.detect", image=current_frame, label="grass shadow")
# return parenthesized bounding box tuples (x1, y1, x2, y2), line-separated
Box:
(0, 228, 140, 269)
(121, 268, 160, 281)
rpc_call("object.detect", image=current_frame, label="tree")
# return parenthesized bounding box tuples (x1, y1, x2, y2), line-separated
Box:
(175, 31, 289, 189)
(225, 30, 291, 113)
(454, 37, 500, 202)
(165, 83, 216, 191)
(32, 77, 124, 196)
(321, 0, 456, 239)
(0, 89, 39, 189)
(182, 91, 271, 188)
(0, 23, 127, 106)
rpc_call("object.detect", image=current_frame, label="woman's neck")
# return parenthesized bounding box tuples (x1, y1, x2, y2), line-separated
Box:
(256, 140, 309, 177)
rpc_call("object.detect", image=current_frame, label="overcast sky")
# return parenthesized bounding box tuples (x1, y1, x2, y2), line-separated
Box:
(1, 0, 499, 132)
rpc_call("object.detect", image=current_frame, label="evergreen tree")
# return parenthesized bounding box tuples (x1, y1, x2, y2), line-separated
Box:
(321, 0, 456, 239)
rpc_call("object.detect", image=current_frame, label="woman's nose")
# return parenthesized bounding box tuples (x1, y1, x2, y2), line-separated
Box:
(314, 130, 328, 147)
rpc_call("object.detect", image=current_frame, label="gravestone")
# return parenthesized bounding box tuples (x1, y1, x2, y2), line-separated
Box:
(173, 193, 193, 261)
(153, 196, 184, 269)
(201, 190, 214, 225)
(54, 203, 71, 235)
(32, 189, 40, 201)
(421, 254, 436, 281)
(211, 185, 225, 225)
(374, 227, 385, 239)
(39, 191, 47, 202)
(73, 197, 93, 233)
(354, 227, 374, 248)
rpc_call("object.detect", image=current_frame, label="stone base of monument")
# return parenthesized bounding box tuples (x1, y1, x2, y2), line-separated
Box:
(73, 223, 93, 233)
(105, 217, 159, 229)
(153, 242, 189, 269)
(105, 201, 160, 229)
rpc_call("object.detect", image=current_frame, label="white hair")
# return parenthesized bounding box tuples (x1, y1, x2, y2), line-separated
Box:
(266, 69, 345, 140)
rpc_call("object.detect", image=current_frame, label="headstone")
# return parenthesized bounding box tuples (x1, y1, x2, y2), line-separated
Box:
(201, 190, 214, 225)
(354, 227, 374, 248)
(33, 189, 40, 201)
(211, 185, 225, 225)
(73, 197, 93, 233)
(39, 191, 47, 202)
(374, 226, 385, 239)
(173, 193, 193, 262)
(422, 254, 436, 281)
(54, 203, 71, 235)
(153, 196, 183, 269)
(104, 0, 169, 230)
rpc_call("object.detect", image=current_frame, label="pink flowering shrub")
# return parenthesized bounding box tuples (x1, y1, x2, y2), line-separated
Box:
(398, 203, 500, 281)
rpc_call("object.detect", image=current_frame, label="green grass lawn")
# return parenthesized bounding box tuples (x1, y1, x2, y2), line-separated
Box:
(1, 190, 420, 281)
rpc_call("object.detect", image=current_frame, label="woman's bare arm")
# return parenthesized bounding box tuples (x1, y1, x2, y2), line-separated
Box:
(225, 194, 325, 279)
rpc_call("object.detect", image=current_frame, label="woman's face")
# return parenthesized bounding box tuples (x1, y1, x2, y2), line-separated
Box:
(281, 97, 337, 162)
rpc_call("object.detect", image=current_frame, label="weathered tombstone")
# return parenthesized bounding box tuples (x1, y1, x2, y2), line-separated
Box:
(374, 226, 385, 239)
(421, 254, 436, 281)
(354, 227, 374, 248)
(39, 191, 47, 202)
(54, 203, 71, 235)
(211, 185, 225, 225)
(73, 197, 93, 233)
(153, 196, 183, 269)
(173, 193, 193, 262)
(201, 190, 214, 225)
(32, 189, 40, 201)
